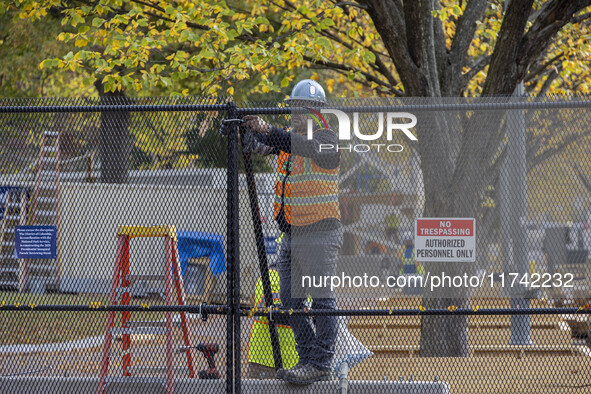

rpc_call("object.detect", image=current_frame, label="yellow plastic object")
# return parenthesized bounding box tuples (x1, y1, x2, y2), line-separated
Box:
(117, 225, 178, 242)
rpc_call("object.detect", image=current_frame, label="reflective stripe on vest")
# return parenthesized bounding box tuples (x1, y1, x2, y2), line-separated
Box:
(274, 194, 339, 206)
(277, 172, 338, 184)
(273, 129, 339, 226)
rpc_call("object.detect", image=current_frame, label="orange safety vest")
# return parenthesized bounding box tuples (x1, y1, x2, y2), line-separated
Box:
(273, 129, 340, 226)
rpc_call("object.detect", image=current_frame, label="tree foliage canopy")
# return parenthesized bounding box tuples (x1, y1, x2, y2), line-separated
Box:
(5, 0, 590, 97)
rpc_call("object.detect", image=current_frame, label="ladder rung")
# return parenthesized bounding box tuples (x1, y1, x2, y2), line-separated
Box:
(115, 286, 166, 297)
(29, 263, 56, 271)
(0, 253, 16, 260)
(43, 131, 60, 137)
(0, 281, 18, 287)
(5, 215, 21, 221)
(125, 274, 163, 283)
(104, 376, 166, 386)
(37, 197, 57, 204)
(115, 286, 133, 297)
(2, 241, 14, 247)
(6, 203, 21, 208)
(41, 157, 59, 164)
(3, 229, 14, 234)
(128, 320, 181, 328)
(40, 185, 58, 191)
(36, 210, 57, 217)
(0, 267, 18, 274)
(109, 348, 133, 358)
(43, 146, 58, 153)
(127, 366, 190, 376)
(111, 326, 167, 336)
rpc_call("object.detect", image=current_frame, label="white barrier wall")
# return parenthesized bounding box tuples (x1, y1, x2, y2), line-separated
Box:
(59, 181, 260, 300)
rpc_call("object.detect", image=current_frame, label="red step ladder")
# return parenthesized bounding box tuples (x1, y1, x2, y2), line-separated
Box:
(98, 225, 196, 393)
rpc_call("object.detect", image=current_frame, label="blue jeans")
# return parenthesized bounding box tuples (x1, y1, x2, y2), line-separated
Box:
(277, 228, 343, 371)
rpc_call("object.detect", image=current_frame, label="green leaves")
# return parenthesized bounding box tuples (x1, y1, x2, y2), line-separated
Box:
(363, 50, 376, 64)
(8, 0, 591, 98)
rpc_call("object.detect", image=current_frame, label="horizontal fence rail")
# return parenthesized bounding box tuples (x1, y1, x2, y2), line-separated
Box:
(1, 97, 591, 114)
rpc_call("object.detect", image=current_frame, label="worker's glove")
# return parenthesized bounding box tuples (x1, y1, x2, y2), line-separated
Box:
(242, 115, 272, 136)
(242, 129, 273, 156)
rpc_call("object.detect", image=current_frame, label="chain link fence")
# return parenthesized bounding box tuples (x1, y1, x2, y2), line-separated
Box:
(1, 96, 591, 393)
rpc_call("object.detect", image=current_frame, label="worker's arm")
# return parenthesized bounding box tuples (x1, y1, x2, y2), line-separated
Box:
(242, 115, 339, 169)
(262, 126, 340, 170)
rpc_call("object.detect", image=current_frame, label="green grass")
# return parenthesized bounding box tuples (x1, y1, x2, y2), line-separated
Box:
(0, 292, 164, 346)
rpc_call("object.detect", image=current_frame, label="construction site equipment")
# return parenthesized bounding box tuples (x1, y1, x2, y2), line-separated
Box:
(98, 225, 196, 394)
(0, 188, 28, 290)
(179, 343, 221, 379)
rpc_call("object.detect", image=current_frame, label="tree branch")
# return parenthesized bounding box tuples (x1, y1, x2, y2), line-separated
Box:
(481, 0, 535, 95)
(537, 67, 561, 96)
(524, 51, 564, 82)
(303, 55, 405, 96)
(573, 163, 591, 195)
(364, 0, 426, 95)
(309, 64, 400, 95)
(462, 53, 491, 85)
(142, 10, 209, 31)
(449, 0, 489, 95)
(421, 0, 440, 96)
(403, 0, 423, 67)
(519, 0, 591, 85)
(334, 1, 368, 9)
(527, 130, 590, 174)
(573, 11, 591, 24)
(129, 0, 166, 14)
(431, 1, 451, 95)
(328, 4, 401, 90)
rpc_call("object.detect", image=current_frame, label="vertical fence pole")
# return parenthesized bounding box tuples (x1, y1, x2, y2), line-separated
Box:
(241, 148, 284, 370)
(510, 82, 532, 345)
(502, 82, 533, 345)
(226, 102, 239, 394)
(226, 102, 242, 393)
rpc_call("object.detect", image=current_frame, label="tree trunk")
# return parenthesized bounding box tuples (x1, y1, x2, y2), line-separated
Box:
(417, 107, 507, 356)
(94, 81, 131, 184)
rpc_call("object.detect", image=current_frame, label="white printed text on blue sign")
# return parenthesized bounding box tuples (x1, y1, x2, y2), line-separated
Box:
(15, 225, 57, 259)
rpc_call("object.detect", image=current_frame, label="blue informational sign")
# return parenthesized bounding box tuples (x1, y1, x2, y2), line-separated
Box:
(15, 225, 57, 259)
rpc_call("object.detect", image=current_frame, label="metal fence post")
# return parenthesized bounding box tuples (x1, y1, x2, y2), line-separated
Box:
(241, 146, 284, 371)
(501, 83, 533, 345)
(226, 102, 240, 394)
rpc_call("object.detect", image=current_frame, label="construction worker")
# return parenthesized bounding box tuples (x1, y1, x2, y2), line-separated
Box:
(398, 232, 425, 275)
(385, 212, 400, 243)
(242, 79, 342, 385)
(247, 263, 299, 379)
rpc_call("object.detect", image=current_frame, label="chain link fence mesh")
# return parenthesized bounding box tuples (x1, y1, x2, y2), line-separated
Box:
(0, 96, 591, 393)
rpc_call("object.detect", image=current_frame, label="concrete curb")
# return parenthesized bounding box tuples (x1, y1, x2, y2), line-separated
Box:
(0, 377, 451, 393)
(0, 335, 104, 354)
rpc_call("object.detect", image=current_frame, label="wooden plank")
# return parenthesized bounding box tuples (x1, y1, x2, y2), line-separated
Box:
(349, 323, 572, 347)
(348, 314, 565, 329)
(349, 354, 591, 393)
